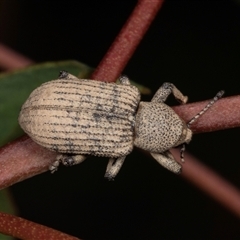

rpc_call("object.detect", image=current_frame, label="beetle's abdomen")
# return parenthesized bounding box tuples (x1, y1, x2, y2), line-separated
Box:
(134, 102, 185, 153)
(19, 79, 141, 157)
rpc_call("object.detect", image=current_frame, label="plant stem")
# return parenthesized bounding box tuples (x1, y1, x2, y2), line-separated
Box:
(91, 0, 165, 82)
(0, 212, 81, 240)
(0, 43, 33, 70)
(171, 149, 240, 218)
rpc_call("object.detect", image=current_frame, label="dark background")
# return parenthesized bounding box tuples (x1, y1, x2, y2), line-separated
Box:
(1, 1, 240, 239)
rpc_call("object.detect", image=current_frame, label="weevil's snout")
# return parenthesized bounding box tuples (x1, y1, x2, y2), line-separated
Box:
(184, 128, 192, 144)
(176, 125, 192, 147)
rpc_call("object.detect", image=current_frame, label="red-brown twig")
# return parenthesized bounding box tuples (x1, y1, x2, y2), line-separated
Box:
(91, 0, 165, 82)
(0, 212, 81, 240)
(0, 43, 33, 70)
(172, 149, 240, 218)
(0, 136, 56, 189)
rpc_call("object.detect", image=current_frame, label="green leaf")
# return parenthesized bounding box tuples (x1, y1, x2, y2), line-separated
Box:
(0, 60, 92, 146)
(0, 189, 15, 215)
(0, 232, 14, 240)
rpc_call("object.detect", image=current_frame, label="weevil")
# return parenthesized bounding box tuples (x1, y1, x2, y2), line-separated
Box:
(18, 71, 224, 179)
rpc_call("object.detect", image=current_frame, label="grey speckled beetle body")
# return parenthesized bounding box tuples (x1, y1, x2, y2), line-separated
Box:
(19, 71, 223, 179)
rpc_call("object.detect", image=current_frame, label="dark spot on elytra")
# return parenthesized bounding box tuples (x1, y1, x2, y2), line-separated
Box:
(110, 105, 116, 113)
(106, 114, 115, 122)
(81, 124, 90, 129)
(113, 84, 119, 94)
(93, 112, 102, 122)
(86, 94, 91, 100)
(67, 141, 75, 151)
(96, 104, 103, 111)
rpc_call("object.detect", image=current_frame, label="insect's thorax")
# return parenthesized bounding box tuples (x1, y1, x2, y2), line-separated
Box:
(134, 102, 191, 153)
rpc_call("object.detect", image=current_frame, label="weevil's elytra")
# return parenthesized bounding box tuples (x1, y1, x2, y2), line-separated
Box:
(19, 71, 224, 180)
(19, 77, 140, 158)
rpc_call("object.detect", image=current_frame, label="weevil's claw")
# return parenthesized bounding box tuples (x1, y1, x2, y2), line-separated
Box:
(49, 160, 60, 173)
(58, 70, 69, 79)
(62, 156, 75, 166)
(104, 156, 126, 180)
(180, 144, 186, 163)
(104, 172, 115, 181)
(119, 75, 130, 85)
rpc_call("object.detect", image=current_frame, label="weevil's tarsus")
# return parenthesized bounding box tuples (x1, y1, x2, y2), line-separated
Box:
(58, 70, 79, 81)
(119, 75, 131, 85)
(49, 154, 86, 173)
(62, 154, 86, 166)
(172, 86, 188, 104)
(105, 156, 126, 180)
(151, 151, 182, 174)
(49, 158, 60, 173)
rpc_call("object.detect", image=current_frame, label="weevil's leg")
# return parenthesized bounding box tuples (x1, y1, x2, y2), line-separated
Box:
(151, 82, 188, 104)
(151, 151, 182, 174)
(49, 154, 86, 173)
(104, 156, 126, 180)
(49, 160, 60, 173)
(49, 154, 62, 173)
(119, 75, 131, 85)
(61, 154, 87, 166)
(58, 70, 80, 80)
(180, 144, 186, 163)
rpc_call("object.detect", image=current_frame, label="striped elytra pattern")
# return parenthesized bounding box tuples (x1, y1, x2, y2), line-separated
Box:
(19, 79, 141, 157)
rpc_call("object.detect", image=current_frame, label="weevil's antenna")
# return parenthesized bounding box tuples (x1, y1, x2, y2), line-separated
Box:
(180, 90, 224, 162)
(186, 90, 224, 128)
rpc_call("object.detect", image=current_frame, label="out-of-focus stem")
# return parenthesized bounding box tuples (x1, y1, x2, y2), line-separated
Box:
(91, 0, 165, 82)
(0, 136, 56, 190)
(171, 149, 240, 218)
(0, 212, 81, 240)
(0, 43, 33, 70)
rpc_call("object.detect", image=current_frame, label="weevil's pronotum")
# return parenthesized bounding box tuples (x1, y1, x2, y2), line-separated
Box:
(18, 71, 224, 179)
